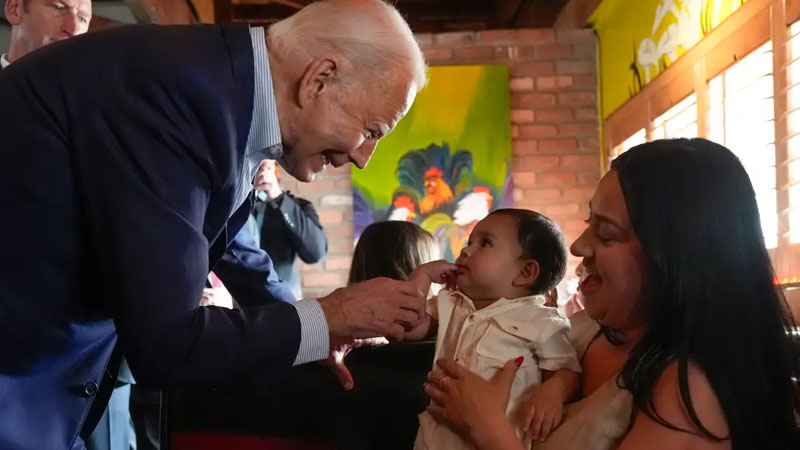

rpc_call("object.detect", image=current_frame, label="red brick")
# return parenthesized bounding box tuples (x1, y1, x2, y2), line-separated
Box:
(538, 171, 578, 186)
(539, 138, 578, 153)
(556, 29, 595, 44)
(521, 188, 562, 202)
(536, 76, 574, 90)
(517, 29, 556, 44)
(321, 194, 353, 207)
(562, 186, 597, 201)
(557, 60, 596, 75)
(303, 272, 347, 287)
(558, 92, 596, 106)
(325, 225, 354, 239)
(578, 169, 602, 185)
(520, 125, 558, 138)
(572, 74, 597, 88)
(580, 137, 600, 151)
(517, 155, 560, 170)
(318, 210, 344, 225)
(512, 93, 557, 108)
(575, 107, 598, 120)
(562, 154, 600, 169)
(511, 126, 519, 138)
(327, 239, 354, 254)
(434, 32, 476, 46)
(512, 61, 555, 77)
(573, 42, 596, 59)
(510, 77, 534, 91)
(296, 179, 334, 194)
(325, 165, 350, 175)
(511, 172, 536, 186)
(454, 46, 495, 60)
(513, 188, 524, 202)
(558, 123, 599, 136)
(512, 140, 538, 155)
(324, 256, 352, 271)
(336, 178, 352, 190)
(424, 48, 453, 61)
(511, 109, 535, 123)
(543, 203, 580, 216)
(535, 108, 574, 122)
(534, 44, 574, 60)
(494, 46, 517, 61)
(415, 33, 434, 47)
(478, 29, 517, 44)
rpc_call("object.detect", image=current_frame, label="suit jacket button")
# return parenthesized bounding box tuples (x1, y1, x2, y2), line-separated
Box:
(83, 381, 98, 396)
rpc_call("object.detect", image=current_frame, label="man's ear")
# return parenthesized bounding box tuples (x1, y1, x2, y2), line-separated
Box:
(6, 0, 24, 26)
(512, 259, 540, 289)
(296, 58, 337, 108)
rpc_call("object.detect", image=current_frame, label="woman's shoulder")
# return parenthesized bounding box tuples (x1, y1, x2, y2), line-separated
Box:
(619, 361, 729, 450)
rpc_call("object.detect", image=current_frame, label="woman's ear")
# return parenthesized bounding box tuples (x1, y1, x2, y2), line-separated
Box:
(512, 259, 540, 289)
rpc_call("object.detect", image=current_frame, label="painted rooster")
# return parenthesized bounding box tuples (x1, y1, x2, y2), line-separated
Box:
(386, 143, 501, 261)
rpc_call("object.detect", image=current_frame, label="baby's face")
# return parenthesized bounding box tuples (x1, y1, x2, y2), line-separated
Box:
(455, 213, 528, 300)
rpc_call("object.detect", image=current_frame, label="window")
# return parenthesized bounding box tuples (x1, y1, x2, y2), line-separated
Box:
(707, 41, 777, 249)
(652, 93, 698, 140)
(787, 22, 800, 244)
(609, 128, 646, 160)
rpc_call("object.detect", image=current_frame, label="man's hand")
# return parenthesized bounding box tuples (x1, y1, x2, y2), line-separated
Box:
(322, 336, 389, 390)
(318, 277, 426, 340)
(200, 287, 233, 309)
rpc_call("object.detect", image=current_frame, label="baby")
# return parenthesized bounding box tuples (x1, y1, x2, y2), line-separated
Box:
(406, 208, 580, 449)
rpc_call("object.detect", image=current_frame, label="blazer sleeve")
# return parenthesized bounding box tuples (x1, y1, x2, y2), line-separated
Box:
(273, 193, 328, 264)
(214, 226, 298, 305)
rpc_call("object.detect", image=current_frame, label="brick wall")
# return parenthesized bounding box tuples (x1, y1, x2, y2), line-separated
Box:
(281, 28, 601, 299)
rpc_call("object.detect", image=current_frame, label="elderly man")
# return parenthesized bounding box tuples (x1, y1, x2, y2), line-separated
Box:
(0, 1, 427, 449)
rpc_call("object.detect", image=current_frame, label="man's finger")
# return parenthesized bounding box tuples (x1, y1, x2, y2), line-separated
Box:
(393, 308, 423, 327)
(332, 360, 354, 390)
(385, 323, 405, 340)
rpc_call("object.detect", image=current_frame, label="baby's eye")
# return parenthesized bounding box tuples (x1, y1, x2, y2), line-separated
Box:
(480, 239, 491, 247)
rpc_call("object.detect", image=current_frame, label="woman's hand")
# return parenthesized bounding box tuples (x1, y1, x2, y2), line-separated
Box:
(424, 357, 527, 450)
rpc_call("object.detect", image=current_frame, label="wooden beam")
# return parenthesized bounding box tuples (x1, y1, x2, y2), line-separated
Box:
(514, 0, 571, 28)
(214, 0, 232, 23)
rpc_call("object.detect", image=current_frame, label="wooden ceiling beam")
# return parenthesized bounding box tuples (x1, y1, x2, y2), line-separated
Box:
(514, 0, 571, 28)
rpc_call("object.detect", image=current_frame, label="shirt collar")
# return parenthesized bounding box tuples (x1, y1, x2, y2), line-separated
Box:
(246, 26, 282, 162)
(1, 54, 10, 69)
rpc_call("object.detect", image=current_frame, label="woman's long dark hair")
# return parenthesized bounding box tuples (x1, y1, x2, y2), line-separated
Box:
(612, 138, 800, 449)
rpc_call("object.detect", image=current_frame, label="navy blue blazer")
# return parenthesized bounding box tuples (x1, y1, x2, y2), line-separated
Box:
(0, 24, 301, 450)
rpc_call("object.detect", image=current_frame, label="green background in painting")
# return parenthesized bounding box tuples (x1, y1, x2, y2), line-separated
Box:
(351, 65, 511, 209)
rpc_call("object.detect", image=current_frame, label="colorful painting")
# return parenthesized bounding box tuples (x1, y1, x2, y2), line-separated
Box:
(590, 0, 749, 119)
(351, 65, 512, 262)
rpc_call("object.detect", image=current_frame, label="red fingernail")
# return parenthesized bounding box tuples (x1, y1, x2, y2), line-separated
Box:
(514, 356, 524, 367)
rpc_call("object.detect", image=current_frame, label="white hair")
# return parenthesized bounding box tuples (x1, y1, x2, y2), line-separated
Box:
(268, 0, 427, 93)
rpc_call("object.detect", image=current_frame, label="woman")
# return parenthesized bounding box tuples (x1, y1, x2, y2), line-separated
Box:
(423, 138, 800, 449)
(348, 220, 440, 284)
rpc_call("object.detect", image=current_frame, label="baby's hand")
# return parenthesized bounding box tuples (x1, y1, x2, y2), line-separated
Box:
(517, 382, 565, 442)
(409, 260, 458, 292)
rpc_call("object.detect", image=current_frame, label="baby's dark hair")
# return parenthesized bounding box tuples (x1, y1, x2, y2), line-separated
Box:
(487, 208, 567, 295)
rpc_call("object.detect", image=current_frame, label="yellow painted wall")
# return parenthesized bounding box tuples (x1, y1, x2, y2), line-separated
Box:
(590, 0, 749, 119)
